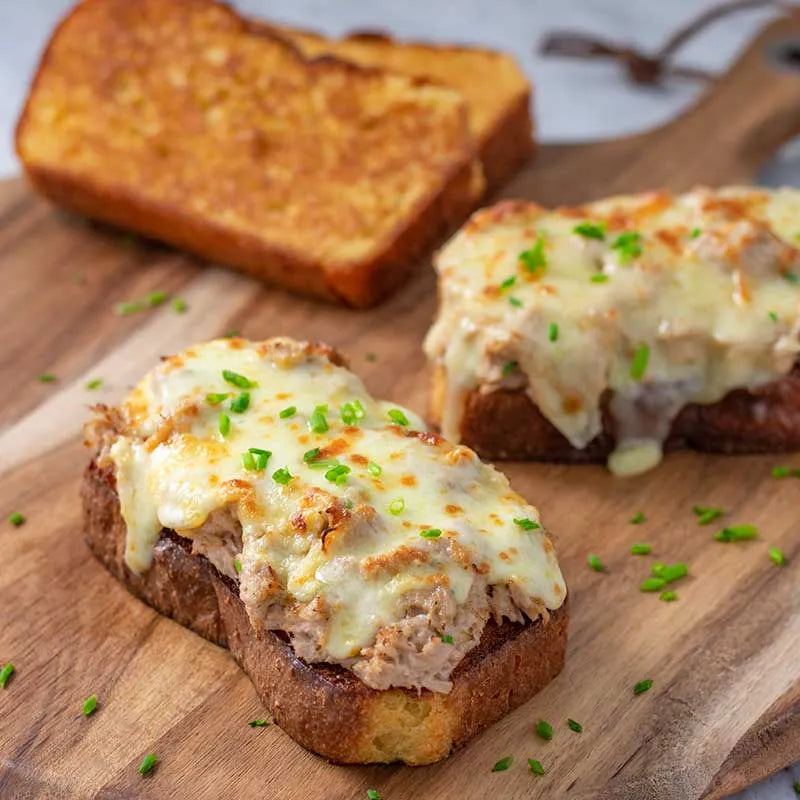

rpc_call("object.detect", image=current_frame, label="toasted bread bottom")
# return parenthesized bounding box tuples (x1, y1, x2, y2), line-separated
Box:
(82, 461, 568, 764)
(431, 364, 800, 462)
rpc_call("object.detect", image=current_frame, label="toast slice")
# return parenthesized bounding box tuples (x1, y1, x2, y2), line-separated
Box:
(258, 23, 534, 192)
(15, 0, 483, 308)
(82, 337, 568, 764)
(424, 189, 800, 472)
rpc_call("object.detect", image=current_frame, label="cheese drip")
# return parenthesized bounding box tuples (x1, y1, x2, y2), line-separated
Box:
(103, 337, 566, 691)
(424, 187, 800, 475)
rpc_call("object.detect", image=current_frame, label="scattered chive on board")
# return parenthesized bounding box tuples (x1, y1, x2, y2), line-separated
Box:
(630, 543, 652, 555)
(86, 378, 103, 390)
(634, 679, 653, 695)
(0, 662, 14, 688)
(640, 577, 666, 593)
(138, 753, 157, 775)
(714, 524, 758, 542)
(629, 511, 646, 525)
(491, 756, 513, 772)
(248, 719, 269, 727)
(38, 373, 56, 383)
(82, 694, 98, 716)
(367, 791, 381, 800)
(171, 297, 188, 313)
(528, 759, 545, 775)
(535, 719, 553, 740)
(587, 554, 605, 572)
(692, 505, 724, 526)
(659, 590, 678, 602)
(567, 718, 583, 733)
(146, 291, 168, 307)
(769, 546, 786, 567)
(115, 301, 144, 316)
(9, 512, 25, 527)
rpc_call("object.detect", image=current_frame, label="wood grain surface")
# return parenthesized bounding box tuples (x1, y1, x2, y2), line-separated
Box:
(2, 13, 800, 800)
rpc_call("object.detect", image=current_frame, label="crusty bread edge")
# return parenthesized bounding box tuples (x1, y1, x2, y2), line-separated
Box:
(14, 0, 483, 309)
(430, 364, 800, 462)
(82, 459, 568, 764)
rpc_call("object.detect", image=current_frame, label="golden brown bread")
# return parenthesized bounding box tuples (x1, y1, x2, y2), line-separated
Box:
(82, 459, 568, 765)
(431, 364, 800, 462)
(258, 23, 535, 191)
(15, 0, 484, 307)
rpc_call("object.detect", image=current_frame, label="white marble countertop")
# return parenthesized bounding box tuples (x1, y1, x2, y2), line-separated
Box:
(1, 2, 797, 797)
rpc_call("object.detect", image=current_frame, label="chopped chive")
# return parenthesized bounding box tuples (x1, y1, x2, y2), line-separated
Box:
(309, 404, 329, 434)
(640, 577, 666, 592)
(248, 448, 271, 470)
(499, 275, 516, 290)
(365, 352, 378, 363)
(367, 461, 382, 477)
(629, 511, 646, 525)
(772, 465, 800, 478)
(234, 558, 242, 574)
(634, 679, 653, 695)
(420, 528, 442, 539)
(692, 505, 725, 525)
(528, 759, 545, 776)
(367, 791, 381, 800)
(341, 401, 365, 425)
(387, 408, 409, 426)
(86, 378, 103, 390)
(567, 718, 583, 733)
(171, 298, 188, 313)
(785, 271, 799, 284)
(689, 227, 701, 238)
(38, 373, 56, 383)
(502, 360, 518, 376)
(272, 467, 292, 486)
(230, 392, 250, 414)
(630, 543, 652, 555)
(146, 291, 168, 307)
(590, 273, 609, 283)
(768, 546, 786, 566)
(492, 756, 513, 772)
(324, 464, 351, 485)
(611, 231, 643, 263)
(307, 458, 340, 471)
(115, 301, 144, 316)
(0, 662, 14, 688)
(548, 322, 559, 342)
(573, 221, 606, 240)
(249, 719, 269, 727)
(241, 452, 257, 471)
(714, 524, 758, 542)
(222, 369, 257, 389)
(587, 553, 605, 572)
(82, 694, 98, 716)
(514, 518, 540, 531)
(508, 296, 523, 307)
(659, 590, 678, 602)
(279, 406, 296, 419)
(206, 392, 229, 405)
(535, 719, 553, 740)
(768, 311, 779, 322)
(138, 753, 157, 775)
(8, 512, 25, 527)
(629, 344, 650, 381)
(389, 498, 405, 515)
(654, 562, 688, 583)
(218, 412, 231, 437)
(519, 237, 547, 273)
(303, 448, 320, 463)
(440, 634, 454, 644)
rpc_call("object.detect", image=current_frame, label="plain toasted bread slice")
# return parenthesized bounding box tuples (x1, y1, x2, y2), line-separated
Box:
(15, 0, 483, 307)
(258, 23, 534, 191)
(82, 460, 569, 765)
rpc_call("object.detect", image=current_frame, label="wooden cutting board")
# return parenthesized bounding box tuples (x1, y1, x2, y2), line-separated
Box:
(1, 13, 800, 800)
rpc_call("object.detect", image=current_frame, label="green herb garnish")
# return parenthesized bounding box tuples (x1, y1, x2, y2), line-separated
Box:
(241, 452, 257, 471)
(769, 546, 786, 566)
(279, 406, 296, 419)
(171, 298, 188, 313)
(772, 465, 800, 478)
(303, 448, 320, 463)
(492, 756, 513, 772)
(230, 392, 250, 413)
(630, 543, 652, 555)
(590, 273, 609, 283)
(528, 759, 545, 775)
(234, 558, 242, 574)
(248, 719, 269, 727)
(567, 718, 583, 733)
(659, 590, 678, 602)
(115, 301, 144, 316)
(768, 311, 779, 322)
(248, 448, 271, 470)
(629, 344, 650, 381)
(341, 401, 366, 425)
(519, 237, 547, 273)
(86, 378, 103, 390)
(222, 370, 257, 389)
(38, 373, 56, 383)
(634, 679, 653, 695)
(218, 412, 231, 437)
(629, 511, 646, 525)
(309, 405, 329, 434)
(420, 528, 442, 539)
(0, 662, 14, 688)
(640, 577, 666, 592)
(82, 694, 98, 716)
(573, 221, 606, 240)
(205, 392, 229, 405)
(8, 512, 25, 527)
(138, 753, 157, 775)
(652, 562, 687, 582)
(272, 467, 292, 486)
(324, 464, 351, 485)
(692, 505, 725, 525)
(689, 227, 702, 238)
(365, 352, 378, 363)
(509, 296, 523, 307)
(440, 634, 454, 644)
(367, 461, 382, 477)
(366, 791, 381, 800)
(387, 408, 409, 426)
(514, 518, 540, 531)
(499, 275, 517, 290)
(714, 524, 758, 542)
(535, 719, 553, 740)
(587, 553, 605, 572)
(611, 231, 643, 263)
(389, 498, 405, 515)
(146, 291, 168, 307)
(548, 322, 559, 342)
(307, 458, 340, 471)
(785, 271, 799, 284)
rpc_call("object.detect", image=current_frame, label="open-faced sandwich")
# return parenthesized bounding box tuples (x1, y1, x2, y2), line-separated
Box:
(82, 337, 567, 764)
(424, 187, 800, 475)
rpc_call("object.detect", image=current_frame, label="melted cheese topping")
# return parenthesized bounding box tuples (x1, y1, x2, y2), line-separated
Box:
(424, 187, 800, 475)
(103, 337, 565, 689)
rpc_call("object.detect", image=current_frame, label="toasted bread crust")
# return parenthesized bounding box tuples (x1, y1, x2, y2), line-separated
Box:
(15, 0, 482, 308)
(431, 364, 800, 461)
(82, 460, 568, 764)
